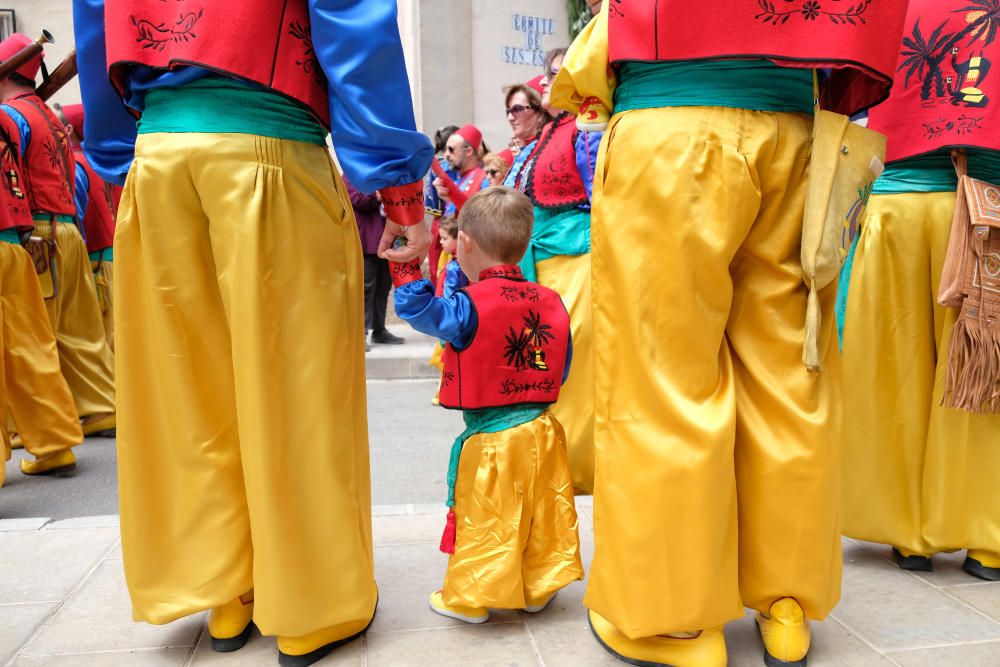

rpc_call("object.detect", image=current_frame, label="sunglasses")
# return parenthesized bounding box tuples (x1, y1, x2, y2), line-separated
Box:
(506, 104, 536, 116)
(445, 144, 466, 154)
(486, 169, 500, 177)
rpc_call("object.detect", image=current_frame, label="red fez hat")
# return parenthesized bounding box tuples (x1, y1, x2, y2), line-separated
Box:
(525, 75, 545, 95)
(0, 33, 44, 81)
(60, 104, 85, 139)
(497, 148, 515, 168)
(456, 124, 483, 152)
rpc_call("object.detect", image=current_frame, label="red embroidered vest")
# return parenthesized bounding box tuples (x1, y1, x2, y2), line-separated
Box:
(0, 113, 31, 231)
(4, 94, 75, 217)
(105, 0, 331, 127)
(525, 113, 590, 210)
(75, 152, 116, 253)
(867, 0, 1000, 163)
(439, 267, 570, 410)
(607, 0, 909, 115)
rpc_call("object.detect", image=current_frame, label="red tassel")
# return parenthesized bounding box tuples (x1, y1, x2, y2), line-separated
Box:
(439, 508, 456, 554)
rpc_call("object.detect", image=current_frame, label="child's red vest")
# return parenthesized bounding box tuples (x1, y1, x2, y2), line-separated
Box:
(4, 94, 75, 217)
(105, 0, 330, 127)
(75, 152, 116, 253)
(0, 113, 31, 231)
(607, 0, 909, 115)
(867, 0, 1000, 163)
(525, 113, 590, 210)
(439, 266, 570, 410)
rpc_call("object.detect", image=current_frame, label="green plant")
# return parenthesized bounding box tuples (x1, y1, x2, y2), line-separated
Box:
(567, 0, 590, 39)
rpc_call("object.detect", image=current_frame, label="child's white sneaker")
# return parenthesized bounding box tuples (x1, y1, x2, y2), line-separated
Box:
(429, 590, 489, 624)
(523, 591, 558, 613)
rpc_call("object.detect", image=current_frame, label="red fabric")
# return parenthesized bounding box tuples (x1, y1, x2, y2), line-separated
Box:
(0, 33, 44, 80)
(868, 0, 1000, 162)
(439, 266, 570, 410)
(526, 114, 589, 209)
(379, 180, 425, 226)
(428, 217, 443, 291)
(105, 0, 330, 126)
(455, 124, 483, 151)
(6, 94, 75, 217)
(498, 148, 515, 167)
(389, 258, 422, 287)
(0, 113, 32, 231)
(525, 75, 545, 95)
(608, 0, 909, 115)
(75, 152, 116, 253)
(60, 103, 85, 140)
(439, 508, 456, 554)
(431, 160, 469, 210)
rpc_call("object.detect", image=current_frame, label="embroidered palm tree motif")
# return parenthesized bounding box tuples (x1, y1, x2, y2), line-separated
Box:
(132, 9, 204, 51)
(503, 310, 555, 371)
(755, 0, 873, 25)
(289, 21, 324, 86)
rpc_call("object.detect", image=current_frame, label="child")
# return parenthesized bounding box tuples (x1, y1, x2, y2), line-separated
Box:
(391, 187, 583, 622)
(427, 217, 469, 401)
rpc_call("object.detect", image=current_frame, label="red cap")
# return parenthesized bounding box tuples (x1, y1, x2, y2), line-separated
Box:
(60, 103, 85, 139)
(525, 75, 545, 95)
(498, 148, 515, 168)
(0, 33, 44, 81)
(455, 124, 483, 152)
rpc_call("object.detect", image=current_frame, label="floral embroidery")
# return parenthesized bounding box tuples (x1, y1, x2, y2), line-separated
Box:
(755, 0, 873, 26)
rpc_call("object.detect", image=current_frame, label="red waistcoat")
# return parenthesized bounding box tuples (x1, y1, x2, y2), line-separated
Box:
(439, 266, 570, 410)
(607, 0, 909, 115)
(868, 0, 1000, 163)
(75, 152, 116, 253)
(105, 0, 331, 127)
(525, 113, 590, 210)
(0, 113, 31, 232)
(4, 94, 75, 217)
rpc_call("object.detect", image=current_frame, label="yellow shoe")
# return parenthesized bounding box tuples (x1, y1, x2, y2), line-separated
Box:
(277, 610, 375, 667)
(20, 449, 77, 476)
(81, 413, 116, 437)
(588, 609, 727, 667)
(10, 433, 23, 450)
(524, 590, 558, 614)
(964, 550, 1000, 581)
(208, 591, 254, 652)
(428, 590, 489, 624)
(756, 598, 810, 667)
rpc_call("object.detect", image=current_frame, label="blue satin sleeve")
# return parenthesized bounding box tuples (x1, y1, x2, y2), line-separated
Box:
(0, 106, 30, 155)
(575, 130, 602, 203)
(563, 333, 573, 385)
(73, 0, 138, 186)
(309, 0, 433, 192)
(75, 167, 90, 232)
(394, 279, 477, 349)
(441, 260, 469, 300)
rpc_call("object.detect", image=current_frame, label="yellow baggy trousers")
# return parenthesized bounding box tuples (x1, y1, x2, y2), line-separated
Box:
(443, 413, 584, 609)
(536, 253, 595, 494)
(91, 256, 113, 352)
(0, 242, 82, 465)
(586, 106, 843, 638)
(114, 133, 375, 637)
(842, 192, 1000, 556)
(34, 220, 115, 418)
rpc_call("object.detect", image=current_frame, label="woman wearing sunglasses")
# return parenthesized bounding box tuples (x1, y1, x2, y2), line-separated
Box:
(501, 80, 550, 189)
(506, 47, 602, 496)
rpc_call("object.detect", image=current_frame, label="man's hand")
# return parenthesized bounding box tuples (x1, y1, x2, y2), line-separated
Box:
(378, 220, 431, 264)
(433, 177, 450, 202)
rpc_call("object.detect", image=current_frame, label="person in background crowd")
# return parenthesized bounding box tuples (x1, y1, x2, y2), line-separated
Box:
(426, 215, 467, 404)
(434, 124, 490, 218)
(426, 125, 459, 291)
(588, 0, 602, 15)
(56, 103, 117, 352)
(346, 176, 404, 347)
(501, 81, 550, 188)
(0, 33, 117, 444)
(483, 152, 512, 187)
(505, 46, 601, 495)
(840, 0, 1000, 583)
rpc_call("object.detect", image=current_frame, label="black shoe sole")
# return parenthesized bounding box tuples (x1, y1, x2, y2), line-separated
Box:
(22, 462, 77, 477)
(210, 621, 255, 653)
(763, 648, 807, 667)
(278, 605, 376, 667)
(892, 547, 933, 572)
(86, 428, 116, 438)
(963, 556, 1000, 582)
(587, 614, 676, 667)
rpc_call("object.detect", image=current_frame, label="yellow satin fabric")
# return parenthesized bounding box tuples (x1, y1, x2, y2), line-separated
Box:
(34, 220, 115, 418)
(842, 192, 1000, 555)
(114, 133, 375, 637)
(0, 243, 82, 459)
(587, 106, 843, 638)
(443, 412, 584, 609)
(91, 259, 114, 352)
(535, 253, 595, 494)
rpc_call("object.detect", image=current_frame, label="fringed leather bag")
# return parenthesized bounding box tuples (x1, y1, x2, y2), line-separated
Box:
(937, 150, 1000, 413)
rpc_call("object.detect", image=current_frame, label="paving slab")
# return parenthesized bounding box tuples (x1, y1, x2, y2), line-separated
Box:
(0, 519, 51, 532)
(11, 648, 190, 666)
(948, 581, 1000, 622)
(187, 627, 362, 666)
(886, 640, 1000, 667)
(0, 603, 57, 666)
(366, 622, 538, 666)
(0, 527, 118, 604)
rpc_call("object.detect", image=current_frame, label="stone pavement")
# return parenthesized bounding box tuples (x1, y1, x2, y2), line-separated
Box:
(364, 324, 440, 380)
(2, 500, 1000, 666)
